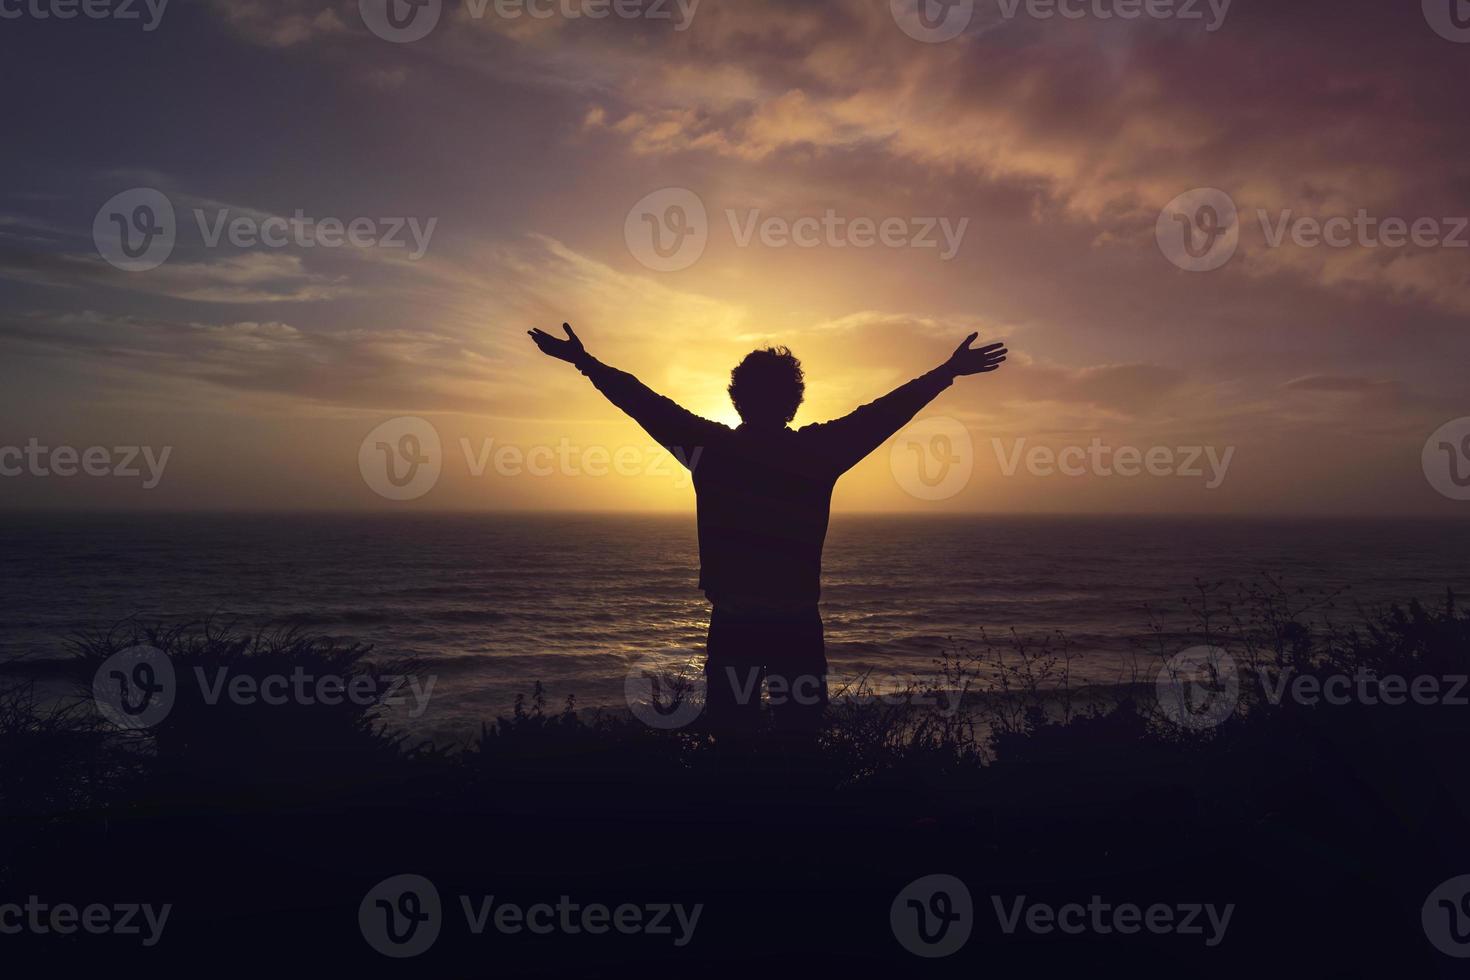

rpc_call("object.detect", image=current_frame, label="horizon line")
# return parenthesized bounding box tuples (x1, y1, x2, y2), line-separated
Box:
(0, 508, 1463, 521)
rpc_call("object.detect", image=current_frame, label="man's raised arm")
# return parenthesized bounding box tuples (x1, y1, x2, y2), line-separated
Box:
(804, 333, 1008, 474)
(527, 323, 725, 466)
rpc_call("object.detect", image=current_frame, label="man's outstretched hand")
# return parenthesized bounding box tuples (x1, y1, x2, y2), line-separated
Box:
(944, 332, 1008, 377)
(528, 323, 587, 365)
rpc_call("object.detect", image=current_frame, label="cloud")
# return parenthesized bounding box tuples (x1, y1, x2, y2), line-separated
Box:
(0, 249, 348, 304)
(200, 1, 1470, 316)
(0, 213, 77, 246)
(547, 1, 1470, 313)
(362, 66, 410, 90)
(208, 0, 349, 47)
(4, 0, 1463, 512)
(1022, 362, 1189, 415)
(0, 237, 751, 417)
(0, 307, 500, 414)
(1283, 375, 1395, 394)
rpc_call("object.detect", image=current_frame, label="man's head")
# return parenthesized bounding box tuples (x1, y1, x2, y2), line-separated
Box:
(728, 346, 804, 427)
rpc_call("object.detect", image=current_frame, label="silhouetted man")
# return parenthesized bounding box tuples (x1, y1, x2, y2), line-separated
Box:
(529, 324, 1007, 733)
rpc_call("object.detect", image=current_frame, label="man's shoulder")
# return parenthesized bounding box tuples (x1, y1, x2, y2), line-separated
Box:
(791, 420, 840, 450)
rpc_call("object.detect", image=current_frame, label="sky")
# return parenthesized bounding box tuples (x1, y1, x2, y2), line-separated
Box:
(1, 0, 1468, 514)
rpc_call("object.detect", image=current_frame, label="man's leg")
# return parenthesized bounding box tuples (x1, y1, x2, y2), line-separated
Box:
(765, 611, 828, 734)
(704, 606, 765, 734)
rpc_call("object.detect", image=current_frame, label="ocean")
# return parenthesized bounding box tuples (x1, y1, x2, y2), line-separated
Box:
(2, 513, 1466, 742)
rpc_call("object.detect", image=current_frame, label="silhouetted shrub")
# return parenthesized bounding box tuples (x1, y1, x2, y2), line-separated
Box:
(70, 620, 429, 809)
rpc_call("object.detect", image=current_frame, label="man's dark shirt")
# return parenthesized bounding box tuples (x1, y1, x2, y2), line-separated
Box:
(577, 356, 953, 604)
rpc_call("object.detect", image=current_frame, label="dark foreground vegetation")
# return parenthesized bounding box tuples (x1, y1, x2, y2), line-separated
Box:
(3, 584, 1469, 976)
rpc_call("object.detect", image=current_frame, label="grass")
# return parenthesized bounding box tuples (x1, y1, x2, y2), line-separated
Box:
(1, 582, 1467, 971)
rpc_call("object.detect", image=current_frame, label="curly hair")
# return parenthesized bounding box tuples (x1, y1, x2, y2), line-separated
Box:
(727, 346, 805, 426)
